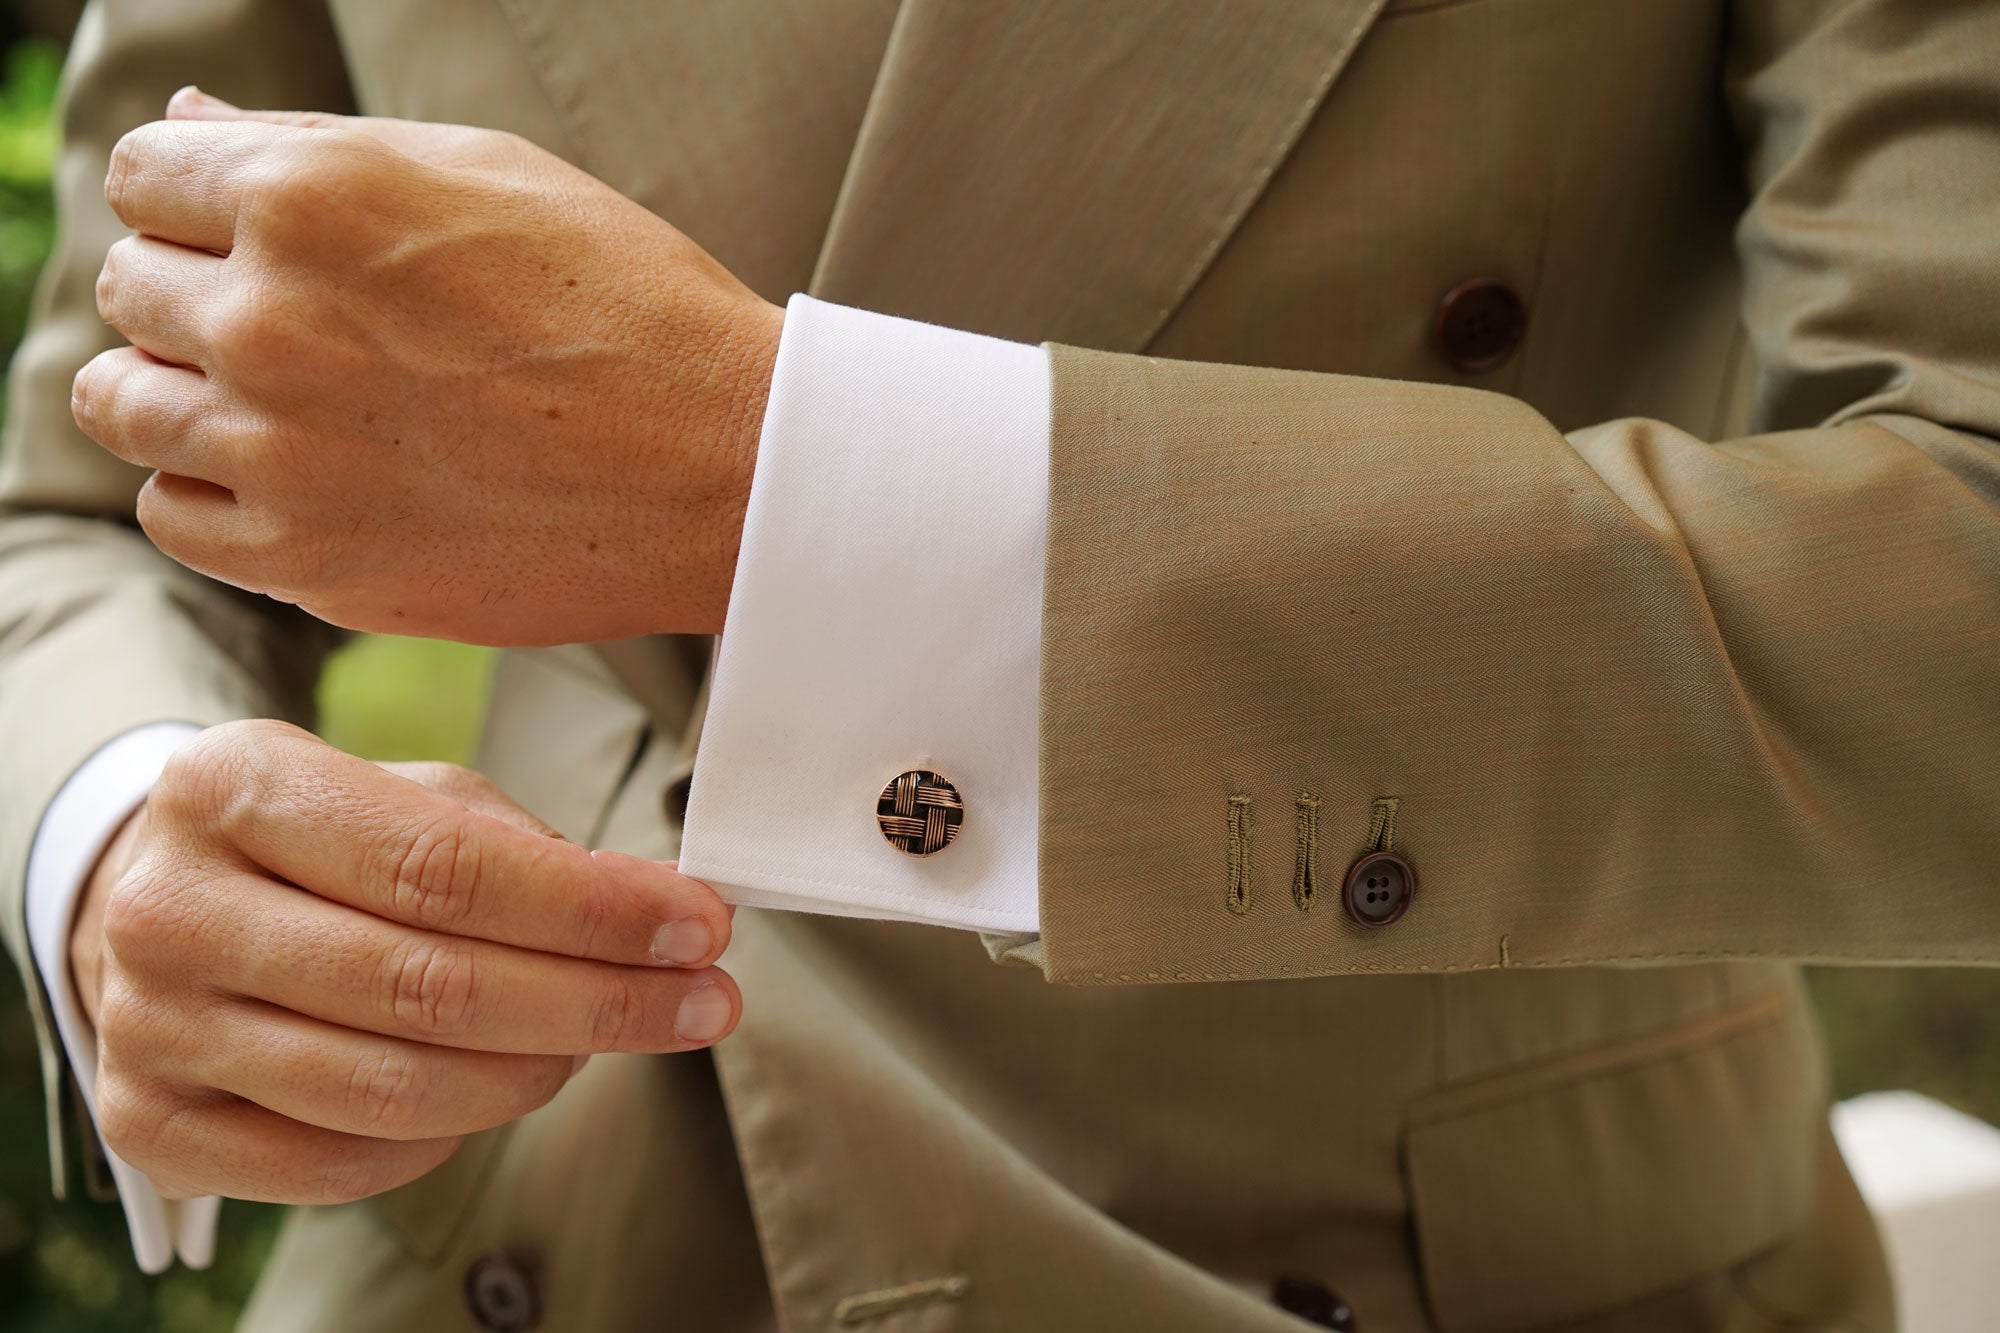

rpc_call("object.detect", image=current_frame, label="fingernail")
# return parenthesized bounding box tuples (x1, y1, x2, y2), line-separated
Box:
(569, 1054, 591, 1077)
(674, 984, 733, 1044)
(650, 918, 713, 966)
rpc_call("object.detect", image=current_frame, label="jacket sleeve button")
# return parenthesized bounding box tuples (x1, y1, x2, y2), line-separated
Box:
(464, 1254, 540, 1332)
(1343, 850, 1416, 928)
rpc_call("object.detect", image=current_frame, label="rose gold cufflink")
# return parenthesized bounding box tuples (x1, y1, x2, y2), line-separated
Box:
(877, 769, 963, 856)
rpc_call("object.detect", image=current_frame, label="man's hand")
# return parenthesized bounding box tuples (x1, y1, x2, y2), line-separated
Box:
(68, 720, 738, 1205)
(73, 88, 783, 646)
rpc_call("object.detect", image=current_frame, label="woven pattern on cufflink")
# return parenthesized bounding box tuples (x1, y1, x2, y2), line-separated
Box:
(876, 770, 963, 856)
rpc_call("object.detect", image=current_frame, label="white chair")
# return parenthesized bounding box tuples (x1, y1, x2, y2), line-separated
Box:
(1832, 1091, 2000, 1333)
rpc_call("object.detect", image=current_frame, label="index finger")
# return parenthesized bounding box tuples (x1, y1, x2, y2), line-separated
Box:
(105, 118, 298, 253)
(182, 723, 731, 969)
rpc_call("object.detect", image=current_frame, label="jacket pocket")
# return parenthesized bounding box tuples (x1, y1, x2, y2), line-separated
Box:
(1405, 986, 1825, 1332)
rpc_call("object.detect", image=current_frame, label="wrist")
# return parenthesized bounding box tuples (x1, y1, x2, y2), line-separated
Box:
(679, 296, 783, 634)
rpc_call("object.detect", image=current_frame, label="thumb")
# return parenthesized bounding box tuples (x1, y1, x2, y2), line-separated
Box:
(166, 85, 345, 129)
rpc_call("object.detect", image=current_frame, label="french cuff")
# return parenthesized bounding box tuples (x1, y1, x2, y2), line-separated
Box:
(25, 721, 221, 1273)
(679, 295, 1049, 934)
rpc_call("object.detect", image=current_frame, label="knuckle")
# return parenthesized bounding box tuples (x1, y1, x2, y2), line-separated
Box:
(71, 354, 126, 440)
(247, 133, 378, 236)
(384, 937, 481, 1037)
(113, 377, 186, 448)
(95, 236, 144, 326)
(232, 520, 302, 592)
(389, 816, 480, 931)
(385, 761, 462, 794)
(563, 856, 620, 958)
(208, 291, 303, 368)
(319, 128, 395, 175)
(100, 869, 191, 965)
(92, 1077, 148, 1160)
(154, 720, 311, 846)
(585, 977, 646, 1051)
(154, 729, 250, 828)
(205, 299, 258, 366)
(303, 1138, 442, 1206)
(344, 1045, 432, 1137)
(239, 147, 311, 229)
(69, 363, 98, 428)
(216, 506, 334, 608)
(104, 130, 142, 221)
(91, 979, 152, 1052)
(133, 474, 218, 576)
(71, 352, 125, 436)
(309, 1158, 386, 1206)
(94, 1075, 177, 1172)
(94, 247, 123, 321)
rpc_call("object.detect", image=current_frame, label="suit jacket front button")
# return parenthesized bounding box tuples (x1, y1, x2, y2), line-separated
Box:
(1272, 1276, 1357, 1329)
(1434, 277, 1527, 373)
(877, 769, 964, 855)
(464, 1254, 540, 1332)
(1343, 850, 1416, 928)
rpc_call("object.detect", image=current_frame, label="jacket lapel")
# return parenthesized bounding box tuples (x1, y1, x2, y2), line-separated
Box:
(810, 0, 1393, 349)
(498, 0, 1389, 348)
(493, 0, 902, 302)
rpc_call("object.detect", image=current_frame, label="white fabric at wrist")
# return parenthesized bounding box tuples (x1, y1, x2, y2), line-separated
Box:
(680, 295, 1049, 934)
(25, 721, 218, 1273)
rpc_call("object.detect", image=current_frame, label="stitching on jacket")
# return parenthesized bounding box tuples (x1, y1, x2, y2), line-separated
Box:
(1406, 988, 1792, 1125)
(1227, 794, 1253, 915)
(1292, 792, 1320, 910)
(1082, 947, 1986, 984)
(1365, 796, 1400, 852)
(834, 1276, 971, 1325)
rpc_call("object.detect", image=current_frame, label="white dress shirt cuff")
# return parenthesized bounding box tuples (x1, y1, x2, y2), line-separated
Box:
(679, 295, 1049, 934)
(25, 721, 221, 1273)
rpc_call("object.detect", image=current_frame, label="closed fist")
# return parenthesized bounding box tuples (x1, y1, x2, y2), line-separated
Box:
(75, 89, 782, 646)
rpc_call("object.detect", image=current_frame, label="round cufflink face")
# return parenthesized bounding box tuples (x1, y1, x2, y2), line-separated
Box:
(877, 769, 964, 856)
(1344, 850, 1415, 927)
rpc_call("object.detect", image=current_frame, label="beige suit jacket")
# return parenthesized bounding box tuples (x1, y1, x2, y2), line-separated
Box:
(8, 0, 1995, 1328)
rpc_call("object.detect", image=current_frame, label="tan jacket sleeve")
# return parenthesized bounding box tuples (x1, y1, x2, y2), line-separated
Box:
(1033, 0, 2000, 983)
(0, 0, 353, 1195)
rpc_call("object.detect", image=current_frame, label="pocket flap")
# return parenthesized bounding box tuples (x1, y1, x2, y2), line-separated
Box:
(1406, 989, 1824, 1332)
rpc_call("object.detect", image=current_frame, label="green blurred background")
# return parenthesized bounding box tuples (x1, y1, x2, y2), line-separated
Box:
(0, 5, 1992, 1330)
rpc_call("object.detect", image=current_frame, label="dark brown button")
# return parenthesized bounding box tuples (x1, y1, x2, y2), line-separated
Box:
(1434, 277, 1527, 373)
(876, 769, 964, 856)
(1344, 850, 1415, 927)
(464, 1254, 540, 1333)
(1272, 1276, 1357, 1330)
